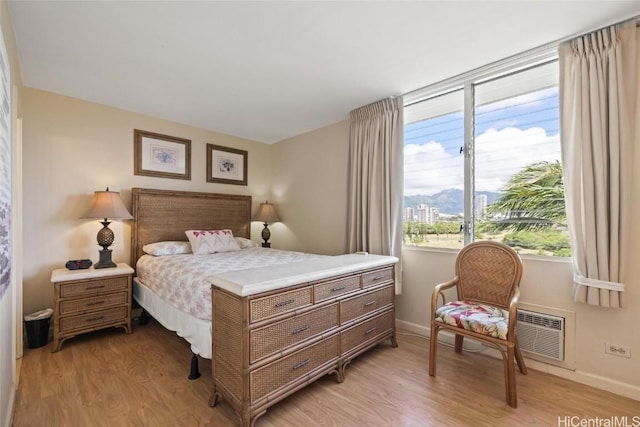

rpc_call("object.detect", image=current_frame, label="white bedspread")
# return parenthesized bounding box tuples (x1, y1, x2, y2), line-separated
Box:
(136, 247, 325, 320)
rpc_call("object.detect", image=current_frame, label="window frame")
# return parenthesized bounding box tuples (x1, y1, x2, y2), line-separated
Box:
(403, 46, 568, 258)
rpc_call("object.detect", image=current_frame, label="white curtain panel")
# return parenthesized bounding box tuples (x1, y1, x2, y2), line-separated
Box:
(559, 22, 637, 307)
(347, 97, 404, 294)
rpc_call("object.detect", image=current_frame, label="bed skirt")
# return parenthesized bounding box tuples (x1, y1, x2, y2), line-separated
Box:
(133, 277, 212, 359)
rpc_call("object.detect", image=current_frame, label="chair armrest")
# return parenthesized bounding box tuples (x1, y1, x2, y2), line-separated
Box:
(431, 277, 459, 316)
(507, 285, 521, 339)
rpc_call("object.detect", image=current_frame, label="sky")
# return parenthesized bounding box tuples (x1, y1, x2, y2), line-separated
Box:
(404, 86, 561, 197)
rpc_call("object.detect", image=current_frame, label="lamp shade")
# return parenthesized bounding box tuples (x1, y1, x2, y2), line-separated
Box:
(81, 188, 133, 220)
(252, 201, 280, 224)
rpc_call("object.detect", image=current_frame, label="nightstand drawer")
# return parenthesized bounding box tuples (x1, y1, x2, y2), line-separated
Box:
(362, 267, 393, 288)
(59, 292, 128, 315)
(250, 286, 313, 323)
(314, 275, 361, 302)
(340, 285, 394, 324)
(250, 303, 339, 363)
(59, 276, 128, 298)
(250, 335, 339, 403)
(59, 306, 127, 333)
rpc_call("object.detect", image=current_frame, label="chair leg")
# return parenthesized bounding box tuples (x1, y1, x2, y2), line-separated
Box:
(506, 345, 517, 407)
(429, 323, 439, 376)
(514, 337, 528, 374)
(454, 334, 464, 353)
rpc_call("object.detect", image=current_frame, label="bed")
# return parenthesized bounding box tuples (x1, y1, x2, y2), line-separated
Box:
(130, 187, 399, 426)
(131, 188, 317, 362)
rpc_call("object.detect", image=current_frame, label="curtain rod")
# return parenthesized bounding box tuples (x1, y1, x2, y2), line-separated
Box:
(403, 13, 640, 105)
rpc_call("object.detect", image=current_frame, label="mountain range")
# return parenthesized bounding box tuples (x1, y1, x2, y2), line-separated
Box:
(404, 188, 500, 216)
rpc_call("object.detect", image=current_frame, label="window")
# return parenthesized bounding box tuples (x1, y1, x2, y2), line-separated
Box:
(403, 59, 569, 256)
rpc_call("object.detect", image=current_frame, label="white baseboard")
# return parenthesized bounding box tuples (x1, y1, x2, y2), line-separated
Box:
(395, 319, 640, 402)
(524, 358, 640, 402)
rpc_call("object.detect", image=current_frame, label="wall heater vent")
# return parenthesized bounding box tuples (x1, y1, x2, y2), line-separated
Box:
(516, 309, 565, 361)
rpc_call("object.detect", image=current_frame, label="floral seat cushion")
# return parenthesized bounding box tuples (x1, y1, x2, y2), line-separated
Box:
(435, 300, 509, 340)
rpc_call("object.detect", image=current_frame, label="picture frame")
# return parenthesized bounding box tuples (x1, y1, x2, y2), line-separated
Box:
(134, 129, 191, 180)
(0, 30, 10, 301)
(206, 143, 248, 186)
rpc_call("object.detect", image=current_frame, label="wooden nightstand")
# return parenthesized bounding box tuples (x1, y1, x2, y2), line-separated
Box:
(50, 263, 134, 352)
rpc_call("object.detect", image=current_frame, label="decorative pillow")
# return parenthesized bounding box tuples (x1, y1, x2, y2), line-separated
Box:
(142, 241, 192, 256)
(234, 237, 260, 249)
(185, 229, 241, 255)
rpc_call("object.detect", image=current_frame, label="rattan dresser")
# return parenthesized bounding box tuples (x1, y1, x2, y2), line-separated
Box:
(50, 263, 134, 352)
(210, 261, 397, 427)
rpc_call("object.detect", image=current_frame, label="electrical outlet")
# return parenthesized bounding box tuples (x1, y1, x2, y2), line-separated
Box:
(604, 342, 631, 358)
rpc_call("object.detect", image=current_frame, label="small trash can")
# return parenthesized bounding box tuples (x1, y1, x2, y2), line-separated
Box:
(24, 308, 53, 349)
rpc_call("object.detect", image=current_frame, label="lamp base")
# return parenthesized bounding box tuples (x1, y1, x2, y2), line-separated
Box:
(95, 249, 116, 269)
(261, 222, 271, 248)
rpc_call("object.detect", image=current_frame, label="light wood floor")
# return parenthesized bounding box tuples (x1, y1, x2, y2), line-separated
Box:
(13, 318, 639, 427)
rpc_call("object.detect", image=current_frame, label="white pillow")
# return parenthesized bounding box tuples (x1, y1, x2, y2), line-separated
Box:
(142, 241, 192, 256)
(234, 237, 260, 249)
(185, 229, 241, 255)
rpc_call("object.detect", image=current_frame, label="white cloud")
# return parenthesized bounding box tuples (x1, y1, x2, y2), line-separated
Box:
(404, 126, 560, 196)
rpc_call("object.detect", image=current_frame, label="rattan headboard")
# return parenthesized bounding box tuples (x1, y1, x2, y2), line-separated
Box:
(130, 187, 252, 267)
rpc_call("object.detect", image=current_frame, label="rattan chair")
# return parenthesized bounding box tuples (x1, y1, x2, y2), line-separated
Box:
(429, 241, 527, 407)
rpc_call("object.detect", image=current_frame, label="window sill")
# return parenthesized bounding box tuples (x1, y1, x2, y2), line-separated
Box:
(402, 244, 572, 263)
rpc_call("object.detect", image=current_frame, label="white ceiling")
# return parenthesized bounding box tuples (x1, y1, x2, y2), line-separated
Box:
(9, 1, 640, 143)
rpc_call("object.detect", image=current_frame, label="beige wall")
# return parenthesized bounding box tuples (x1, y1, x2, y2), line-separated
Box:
(270, 120, 350, 255)
(21, 88, 273, 314)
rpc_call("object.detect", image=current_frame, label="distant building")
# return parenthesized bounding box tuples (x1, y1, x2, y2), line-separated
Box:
(404, 207, 415, 221)
(414, 203, 439, 224)
(476, 194, 488, 219)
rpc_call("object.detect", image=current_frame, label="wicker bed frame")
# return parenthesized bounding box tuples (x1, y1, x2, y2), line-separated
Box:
(130, 187, 252, 267)
(129, 187, 252, 378)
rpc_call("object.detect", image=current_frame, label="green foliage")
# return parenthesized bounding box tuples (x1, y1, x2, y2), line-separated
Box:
(486, 161, 566, 232)
(502, 230, 570, 256)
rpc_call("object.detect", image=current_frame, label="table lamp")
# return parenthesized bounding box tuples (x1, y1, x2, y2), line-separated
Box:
(252, 201, 280, 248)
(81, 187, 133, 268)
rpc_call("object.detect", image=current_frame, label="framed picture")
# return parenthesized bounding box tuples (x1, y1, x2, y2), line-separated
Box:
(0, 30, 10, 301)
(206, 144, 248, 185)
(134, 129, 191, 180)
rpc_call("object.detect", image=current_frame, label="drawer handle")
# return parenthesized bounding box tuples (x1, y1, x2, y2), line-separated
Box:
(275, 299, 295, 308)
(86, 301, 105, 306)
(86, 316, 105, 322)
(292, 324, 311, 335)
(371, 276, 385, 281)
(365, 327, 377, 335)
(292, 358, 310, 370)
(331, 285, 346, 292)
(364, 300, 377, 307)
(86, 285, 105, 290)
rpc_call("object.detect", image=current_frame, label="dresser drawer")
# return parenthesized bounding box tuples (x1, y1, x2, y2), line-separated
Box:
(362, 267, 394, 288)
(59, 276, 129, 298)
(314, 275, 361, 303)
(250, 335, 339, 403)
(250, 286, 313, 323)
(340, 285, 394, 324)
(250, 303, 339, 363)
(59, 292, 128, 315)
(59, 306, 128, 333)
(341, 310, 394, 355)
